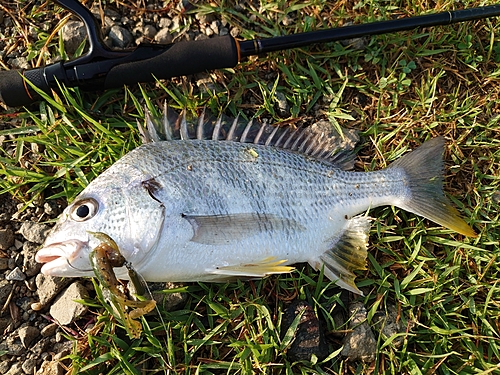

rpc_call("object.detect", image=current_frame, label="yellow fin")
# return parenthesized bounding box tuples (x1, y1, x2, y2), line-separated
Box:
(212, 257, 294, 277)
(388, 137, 476, 237)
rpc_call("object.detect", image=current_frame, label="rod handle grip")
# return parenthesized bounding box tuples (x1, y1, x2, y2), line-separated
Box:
(104, 35, 240, 89)
(0, 68, 50, 107)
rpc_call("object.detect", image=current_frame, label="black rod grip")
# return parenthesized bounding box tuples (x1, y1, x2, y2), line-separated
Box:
(0, 68, 50, 107)
(104, 35, 239, 88)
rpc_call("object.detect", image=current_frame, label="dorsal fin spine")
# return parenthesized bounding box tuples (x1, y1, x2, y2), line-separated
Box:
(212, 116, 223, 141)
(264, 125, 280, 146)
(253, 123, 267, 144)
(298, 133, 315, 153)
(275, 128, 290, 148)
(240, 119, 253, 143)
(197, 108, 206, 140)
(226, 114, 239, 141)
(180, 111, 189, 141)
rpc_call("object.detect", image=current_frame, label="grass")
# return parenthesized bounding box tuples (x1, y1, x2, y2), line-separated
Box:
(1, 0, 500, 374)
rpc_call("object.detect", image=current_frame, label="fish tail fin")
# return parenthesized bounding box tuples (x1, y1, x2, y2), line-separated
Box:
(310, 216, 371, 295)
(389, 137, 476, 237)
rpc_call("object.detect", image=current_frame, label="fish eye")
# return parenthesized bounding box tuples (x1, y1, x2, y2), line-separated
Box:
(70, 198, 99, 222)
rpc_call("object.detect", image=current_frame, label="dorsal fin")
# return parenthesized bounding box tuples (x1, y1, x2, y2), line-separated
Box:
(140, 106, 359, 170)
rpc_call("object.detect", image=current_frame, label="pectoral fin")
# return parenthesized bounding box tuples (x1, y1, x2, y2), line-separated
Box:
(310, 216, 371, 295)
(211, 257, 294, 278)
(183, 213, 305, 245)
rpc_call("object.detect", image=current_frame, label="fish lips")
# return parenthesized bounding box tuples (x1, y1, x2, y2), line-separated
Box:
(36, 240, 95, 277)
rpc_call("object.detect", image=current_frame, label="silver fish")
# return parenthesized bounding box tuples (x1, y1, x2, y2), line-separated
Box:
(36, 109, 476, 294)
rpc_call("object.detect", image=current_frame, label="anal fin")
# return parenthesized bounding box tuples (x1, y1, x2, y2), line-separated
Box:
(310, 216, 371, 295)
(211, 257, 294, 278)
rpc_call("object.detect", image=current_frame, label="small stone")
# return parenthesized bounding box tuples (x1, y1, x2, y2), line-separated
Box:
(372, 305, 406, 349)
(341, 301, 377, 362)
(493, 190, 500, 204)
(0, 228, 14, 250)
(158, 17, 172, 29)
(35, 273, 72, 308)
(282, 300, 329, 361)
(6, 267, 26, 281)
(0, 257, 9, 270)
(18, 325, 40, 348)
(22, 241, 42, 277)
(31, 337, 50, 356)
(0, 333, 24, 356)
(147, 282, 187, 312)
(142, 24, 157, 38)
(5, 362, 23, 375)
(282, 15, 294, 26)
(49, 282, 89, 325)
(31, 302, 42, 311)
(43, 201, 59, 216)
(61, 19, 87, 55)
(8, 57, 30, 69)
(0, 279, 13, 305)
(36, 360, 64, 375)
(108, 25, 133, 48)
(18, 221, 51, 244)
(229, 27, 240, 38)
(40, 322, 58, 337)
(274, 91, 290, 117)
(21, 357, 37, 374)
(154, 28, 173, 44)
(0, 360, 9, 374)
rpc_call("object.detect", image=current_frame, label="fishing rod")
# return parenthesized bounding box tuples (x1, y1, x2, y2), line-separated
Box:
(1, 0, 500, 107)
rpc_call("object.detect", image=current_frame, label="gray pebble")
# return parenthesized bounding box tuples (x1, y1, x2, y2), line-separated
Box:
(6, 267, 26, 281)
(40, 322, 58, 337)
(372, 305, 406, 349)
(49, 282, 89, 325)
(0, 228, 14, 250)
(0, 279, 14, 306)
(341, 300, 377, 362)
(36, 360, 64, 375)
(21, 357, 37, 374)
(0, 257, 9, 271)
(158, 17, 172, 29)
(18, 325, 40, 348)
(8, 57, 30, 69)
(5, 362, 23, 375)
(109, 25, 134, 48)
(274, 91, 290, 117)
(18, 221, 51, 244)
(0, 360, 10, 374)
(22, 241, 42, 277)
(143, 24, 157, 38)
(61, 20, 86, 55)
(35, 273, 72, 307)
(154, 28, 173, 44)
(43, 201, 59, 216)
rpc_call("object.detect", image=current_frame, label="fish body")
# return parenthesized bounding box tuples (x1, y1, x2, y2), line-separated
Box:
(36, 111, 475, 293)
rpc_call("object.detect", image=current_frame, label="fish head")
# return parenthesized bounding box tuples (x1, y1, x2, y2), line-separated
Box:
(36, 163, 165, 278)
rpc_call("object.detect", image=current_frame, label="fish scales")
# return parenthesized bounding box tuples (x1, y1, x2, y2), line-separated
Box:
(36, 109, 476, 294)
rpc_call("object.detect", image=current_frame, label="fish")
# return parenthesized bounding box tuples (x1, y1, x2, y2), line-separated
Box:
(35, 107, 476, 294)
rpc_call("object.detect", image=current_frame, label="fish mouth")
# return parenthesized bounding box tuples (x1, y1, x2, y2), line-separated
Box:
(36, 240, 94, 277)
